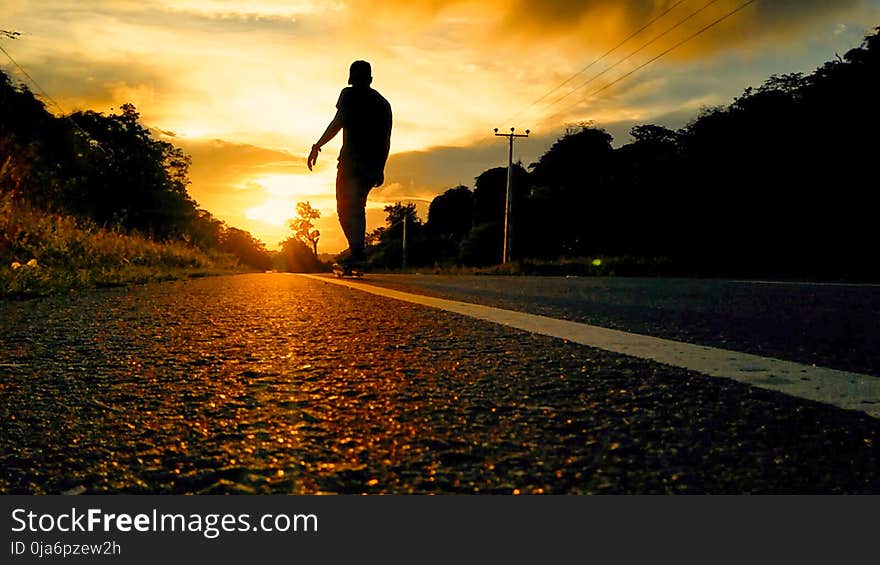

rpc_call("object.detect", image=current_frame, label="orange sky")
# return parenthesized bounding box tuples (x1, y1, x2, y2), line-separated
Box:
(1, 1, 878, 252)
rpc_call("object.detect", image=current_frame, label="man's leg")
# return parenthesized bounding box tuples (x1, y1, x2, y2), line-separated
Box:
(336, 168, 371, 263)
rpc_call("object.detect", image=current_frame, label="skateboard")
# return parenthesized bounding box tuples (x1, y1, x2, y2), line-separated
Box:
(332, 263, 364, 278)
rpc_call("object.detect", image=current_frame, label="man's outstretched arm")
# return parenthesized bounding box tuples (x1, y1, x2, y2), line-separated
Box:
(307, 112, 343, 171)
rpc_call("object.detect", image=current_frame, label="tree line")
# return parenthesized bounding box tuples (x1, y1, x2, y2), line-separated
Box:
(365, 26, 879, 280)
(0, 71, 272, 270)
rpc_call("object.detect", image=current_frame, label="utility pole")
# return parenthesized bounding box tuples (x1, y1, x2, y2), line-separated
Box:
(494, 127, 529, 264)
(401, 210, 408, 270)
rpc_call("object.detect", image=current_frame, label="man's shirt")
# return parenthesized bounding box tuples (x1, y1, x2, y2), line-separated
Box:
(336, 85, 392, 176)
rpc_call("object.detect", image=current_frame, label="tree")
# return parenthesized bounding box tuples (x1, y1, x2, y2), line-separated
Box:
(526, 126, 613, 257)
(187, 209, 225, 250)
(385, 202, 420, 230)
(0, 68, 291, 270)
(74, 104, 197, 237)
(426, 185, 473, 263)
(427, 185, 473, 241)
(278, 236, 323, 273)
(220, 227, 272, 270)
(528, 126, 612, 192)
(289, 201, 321, 255)
(630, 124, 680, 146)
(462, 164, 532, 263)
(365, 202, 424, 268)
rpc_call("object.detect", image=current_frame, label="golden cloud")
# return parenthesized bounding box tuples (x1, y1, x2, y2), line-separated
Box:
(343, 0, 868, 59)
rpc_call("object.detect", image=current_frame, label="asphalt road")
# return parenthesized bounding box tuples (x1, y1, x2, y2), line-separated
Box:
(1, 273, 878, 494)
(363, 274, 880, 377)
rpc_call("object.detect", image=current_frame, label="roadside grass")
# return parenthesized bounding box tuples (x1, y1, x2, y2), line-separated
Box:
(0, 194, 240, 298)
(393, 256, 676, 277)
(480, 256, 675, 276)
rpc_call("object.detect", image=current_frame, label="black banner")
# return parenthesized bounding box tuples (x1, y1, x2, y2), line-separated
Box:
(0, 496, 875, 563)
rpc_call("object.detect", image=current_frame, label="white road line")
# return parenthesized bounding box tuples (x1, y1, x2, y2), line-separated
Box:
(299, 274, 880, 418)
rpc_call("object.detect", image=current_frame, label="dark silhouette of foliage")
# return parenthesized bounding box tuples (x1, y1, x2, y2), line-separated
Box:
(1, 69, 271, 270)
(458, 222, 504, 266)
(276, 201, 326, 272)
(186, 209, 225, 250)
(472, 165, 530, 227)
(220, 227, 271, 271)
(529, 126, 613, 191)
(365, 202, 424, 268)
(277, 236, 324, 273)
(420, 26, 880, 280)
(425, 185, 473, 263)
(464, 164, 529, 264)
(525, 126, 613, 258)
(61, 104, 197, 239)
(0, 82, 200, 239)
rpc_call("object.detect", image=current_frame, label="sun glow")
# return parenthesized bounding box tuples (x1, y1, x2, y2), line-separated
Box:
(245, 198, 298, 226)
(244, 172, 336, 226)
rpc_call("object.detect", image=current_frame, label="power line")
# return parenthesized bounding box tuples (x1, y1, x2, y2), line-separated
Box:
(476, 0, 755, 176)
(545, 0, 758, 126)
(478, 2, 694, 154)
(480, 0, 717, 152)
(541, 0, 725, 116)
(498, 0, 690, 127)
(0, 37, 108, 154)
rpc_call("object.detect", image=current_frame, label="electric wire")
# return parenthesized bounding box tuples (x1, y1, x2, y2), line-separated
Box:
(498, 0, 690, 127)
(482, 0, 726, 152)
(0, 39, 108, 154)
(540, 0, 725, 117)
(544, 0, 759, 125)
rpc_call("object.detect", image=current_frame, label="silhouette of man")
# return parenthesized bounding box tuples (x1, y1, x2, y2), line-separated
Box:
(307, 60, 392, 269)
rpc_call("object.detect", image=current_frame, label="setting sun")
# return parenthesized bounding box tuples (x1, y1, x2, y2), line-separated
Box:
(242, 172, 341, 250)
(245, 197, 299, 227)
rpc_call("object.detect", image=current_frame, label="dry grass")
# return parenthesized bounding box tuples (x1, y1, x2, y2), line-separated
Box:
(0, 194, 238, 298)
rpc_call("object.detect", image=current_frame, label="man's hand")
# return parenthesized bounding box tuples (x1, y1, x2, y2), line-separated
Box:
(307, 144, 321, 171)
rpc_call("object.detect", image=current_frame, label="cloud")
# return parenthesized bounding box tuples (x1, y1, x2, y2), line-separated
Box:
(175, 139, 301, 229)
(153, 0, 339, 19)
(6, 56, 170, 117)
(343, 0, 870, 60)
(2, 0, 335, 23)
(10, 0, 870, 155)
(331, 1, 877, 139)
(181, 138, 306, 181)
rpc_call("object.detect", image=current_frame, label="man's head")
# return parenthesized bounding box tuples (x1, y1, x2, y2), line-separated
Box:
(348, 60, 372, 86)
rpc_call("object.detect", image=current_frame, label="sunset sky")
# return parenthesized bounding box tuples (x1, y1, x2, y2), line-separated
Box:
(2, 1, 878, 252)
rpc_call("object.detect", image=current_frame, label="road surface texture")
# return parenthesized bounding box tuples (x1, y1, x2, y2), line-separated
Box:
(1, 273, 878, 494)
